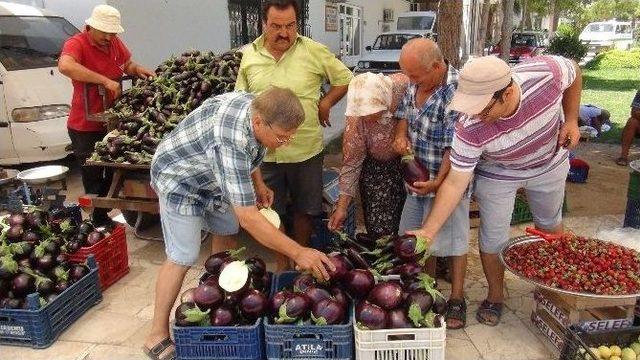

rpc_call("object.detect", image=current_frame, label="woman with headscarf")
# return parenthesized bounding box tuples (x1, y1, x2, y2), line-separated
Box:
(328, 72, 409, 239)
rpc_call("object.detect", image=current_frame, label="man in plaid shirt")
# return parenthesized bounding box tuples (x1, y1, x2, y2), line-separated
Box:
(393, 38, 470, 330)
(145, 87, 334, 359)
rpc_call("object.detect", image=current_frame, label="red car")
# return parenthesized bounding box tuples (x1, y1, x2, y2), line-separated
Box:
(490, 31, 547, 63)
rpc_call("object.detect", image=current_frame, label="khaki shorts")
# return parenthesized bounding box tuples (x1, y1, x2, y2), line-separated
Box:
(474, 159, 569, 254)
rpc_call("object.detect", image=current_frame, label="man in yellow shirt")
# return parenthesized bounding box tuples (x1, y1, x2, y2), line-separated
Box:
(236, 0, 352, 264)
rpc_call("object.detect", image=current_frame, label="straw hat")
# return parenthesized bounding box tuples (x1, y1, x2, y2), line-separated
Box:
(85, 5, 124, 34)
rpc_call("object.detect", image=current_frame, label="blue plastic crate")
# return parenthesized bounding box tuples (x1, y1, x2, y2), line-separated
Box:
(0, 255, 102, 348)
(567, 167, 589, 183)
(265, 271, 354, 360)
(310, 203, 356, 252)
(624, 197, 640, 228)
(173, 317, 264, 360)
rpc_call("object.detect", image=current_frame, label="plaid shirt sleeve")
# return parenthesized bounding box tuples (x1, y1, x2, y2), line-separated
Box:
(211, 143, 256, 207)
(394, 90, 411, 120)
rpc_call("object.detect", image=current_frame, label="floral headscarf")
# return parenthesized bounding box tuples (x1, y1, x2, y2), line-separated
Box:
(345, 72, 394, 117)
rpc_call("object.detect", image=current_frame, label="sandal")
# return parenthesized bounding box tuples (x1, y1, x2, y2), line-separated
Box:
(475, 300, 503, 327)
(143, 337, 176, 360)
(446, 298, 467, 330)
(616, 157, 629, 166)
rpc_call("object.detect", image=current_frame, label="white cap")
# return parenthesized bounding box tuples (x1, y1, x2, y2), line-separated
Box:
(85, 5, 124, 34)
(448, 56, 512, 115)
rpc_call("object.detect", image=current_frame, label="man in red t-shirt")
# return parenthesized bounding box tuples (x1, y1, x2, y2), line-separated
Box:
(58, 5, 154, 225)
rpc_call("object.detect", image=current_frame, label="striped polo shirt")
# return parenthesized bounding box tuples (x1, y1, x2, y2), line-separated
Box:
(450, 55, 576, 181)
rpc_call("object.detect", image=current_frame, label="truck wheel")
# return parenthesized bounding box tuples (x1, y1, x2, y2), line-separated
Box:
(121, 210, 160, 231)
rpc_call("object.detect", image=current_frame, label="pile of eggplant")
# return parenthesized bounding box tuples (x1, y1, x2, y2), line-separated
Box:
(0, 208, 96, 309)
(90, 49, 242, 165)
(330, 232, 430, 276)
(354, 272, 446, 330)
(270, 270, 349, 326)
(175, 248, 271, 327)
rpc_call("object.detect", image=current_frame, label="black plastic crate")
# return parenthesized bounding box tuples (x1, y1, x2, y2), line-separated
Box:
(559, 325, 640, 360)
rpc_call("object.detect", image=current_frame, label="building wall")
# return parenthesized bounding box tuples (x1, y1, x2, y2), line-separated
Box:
(4, 0, 104, 29)
(108, 0, 231, 68)
(308, 0, 409, 60)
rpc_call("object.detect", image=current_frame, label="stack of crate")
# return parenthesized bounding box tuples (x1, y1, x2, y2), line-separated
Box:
(531, 287, 636, 353)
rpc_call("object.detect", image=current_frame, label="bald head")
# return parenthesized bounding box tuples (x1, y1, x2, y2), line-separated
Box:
(400, 38, 444, 69)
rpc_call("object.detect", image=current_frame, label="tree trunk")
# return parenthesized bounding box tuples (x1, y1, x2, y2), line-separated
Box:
(500, 0, 514, 62)
(475, 0, 491, 55)
(422, 0, 439, 12)
(548, 0, 556, 37)
(522, 0, 532, 30)
(437, 0, 463, 68)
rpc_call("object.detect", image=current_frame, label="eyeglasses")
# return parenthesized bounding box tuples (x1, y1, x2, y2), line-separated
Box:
(265, 121, 294, 144)
(268, 22, 297, 31)
(478, 79, 513, 118)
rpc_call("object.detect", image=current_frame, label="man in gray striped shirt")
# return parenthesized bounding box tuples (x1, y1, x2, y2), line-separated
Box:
(406, 55, 582, 327)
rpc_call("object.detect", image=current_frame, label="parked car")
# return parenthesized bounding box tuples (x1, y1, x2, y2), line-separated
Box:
(0, 1, 78, 165)
(353, 32, 422, 74)
(579, 20, 633, 53)
(490, 31, 547, 63)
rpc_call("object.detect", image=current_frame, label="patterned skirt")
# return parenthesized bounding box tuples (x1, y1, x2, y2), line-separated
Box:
(359, 156, 406, 239)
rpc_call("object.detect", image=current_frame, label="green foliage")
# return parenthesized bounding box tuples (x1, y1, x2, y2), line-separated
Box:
(585, 48, 640, 69)
(546, 32, 588, 61)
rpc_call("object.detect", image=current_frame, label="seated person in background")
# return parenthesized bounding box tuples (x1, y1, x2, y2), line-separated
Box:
(617, 91, 640, 166)
(578, 104, 610, 137)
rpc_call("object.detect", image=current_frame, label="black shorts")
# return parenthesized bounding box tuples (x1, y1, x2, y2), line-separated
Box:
(632, 89, 640, 109)
(261, 152, 324, 216)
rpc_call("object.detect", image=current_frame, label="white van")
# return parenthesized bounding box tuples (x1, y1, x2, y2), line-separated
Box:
(395, 11, 437, 38)
(0, 2, 78, 165)
(579, 20, 633, 53)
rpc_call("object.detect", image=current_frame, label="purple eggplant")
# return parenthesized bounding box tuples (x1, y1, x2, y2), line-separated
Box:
(78, 221, 95, 235)
(343, 269, 375, 299)
(6, 225, 24, 243)
(69, 264, 89, 282)
(356, 300, 388, 330)
(292, 273, 317, 293)
(401, 154, 429, 185)
(245, 257, 266, 277)
(394, 235, 428, 263)
(180, 288, 196, 304)
(330, 286, 348, 309)
(405, 289, 434, 315)
(193, 278, 224, 310)
(239, 289, 268, 319)
(368, 281, 404, 310)
(311, 298, 346, 325)
(304, 286, 332, 305)
(7, 213, 26, 227)
(269, 290, 292, 314)
(0, 297, 23, 309)
(22, 230, 40, 243)
(12, 273, 35, 297)
(211, 306, 235, 326)
(388, 308, 414, 329)
(86, 231, 105, 247)
(275, 292, 312, 323)
(325, 252, 351, 281)
(398, 263, 424, 283)
(174, 302, 209, 327)
(204, 247, 244, 275)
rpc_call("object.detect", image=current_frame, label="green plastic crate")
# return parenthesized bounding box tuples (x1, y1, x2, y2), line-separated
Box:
(510, 193, 568, 225)
(628, 171, 640, 201)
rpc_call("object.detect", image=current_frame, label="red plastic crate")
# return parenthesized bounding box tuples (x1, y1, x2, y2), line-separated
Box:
(67, 224, 129, 290)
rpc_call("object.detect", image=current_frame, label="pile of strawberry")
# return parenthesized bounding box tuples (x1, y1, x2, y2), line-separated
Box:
(504, 235, 640, 295)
